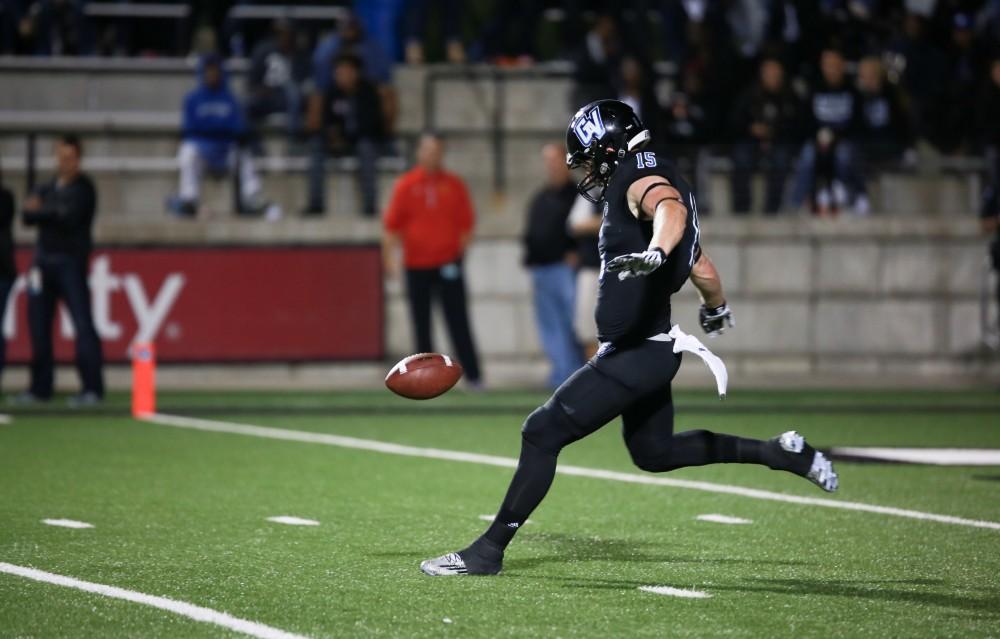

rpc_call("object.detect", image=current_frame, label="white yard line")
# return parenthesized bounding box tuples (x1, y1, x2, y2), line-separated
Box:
(478, 515, 533, 524)
(41, 519, 94, 529)
(266, 516, 320, 526)
(142, 413, 1000, 532)
(639, 585, 712, 599)
(0, 413, 12, 425)
(696, 514, 752, 525)
(0, 562, 309, 639)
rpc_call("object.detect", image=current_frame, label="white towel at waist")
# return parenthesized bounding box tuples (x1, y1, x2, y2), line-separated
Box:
(647, 325, 728, 398)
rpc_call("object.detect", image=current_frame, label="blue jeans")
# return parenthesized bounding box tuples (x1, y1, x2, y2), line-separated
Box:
(530, 263, 583, 389)
(791, 140, 866, 208)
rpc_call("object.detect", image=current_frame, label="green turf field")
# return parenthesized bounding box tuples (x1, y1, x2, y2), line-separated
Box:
(1, 389, 999, 638)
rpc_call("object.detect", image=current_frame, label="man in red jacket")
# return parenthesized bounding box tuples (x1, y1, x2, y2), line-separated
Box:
(382, 133, 482, 386)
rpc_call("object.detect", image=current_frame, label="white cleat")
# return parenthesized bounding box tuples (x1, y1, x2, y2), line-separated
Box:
(420, 552, 469, 576)
(807, 451, 839, 492)
(776, 430, 839, 493)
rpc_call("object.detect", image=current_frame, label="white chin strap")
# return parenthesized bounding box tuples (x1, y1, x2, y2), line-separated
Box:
(627, 130, 652, 151)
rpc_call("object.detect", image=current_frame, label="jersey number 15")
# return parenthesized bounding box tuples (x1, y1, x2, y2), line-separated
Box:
(635, 152, 657, 168)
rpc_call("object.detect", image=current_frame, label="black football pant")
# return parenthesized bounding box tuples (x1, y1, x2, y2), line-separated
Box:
(27, 255, 105, 399)
(479, 339, 793, 551)
(405, 261, 482, 383)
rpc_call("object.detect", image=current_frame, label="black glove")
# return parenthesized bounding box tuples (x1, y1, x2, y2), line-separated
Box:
(699, 302, 734, 337)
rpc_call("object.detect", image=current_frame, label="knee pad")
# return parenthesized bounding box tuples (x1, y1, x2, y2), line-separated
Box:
(520, 400, 579, 455)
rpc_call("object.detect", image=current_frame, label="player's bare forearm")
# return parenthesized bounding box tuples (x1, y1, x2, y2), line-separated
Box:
(690, 251, 725, 308)
(648, 200, 687, 256)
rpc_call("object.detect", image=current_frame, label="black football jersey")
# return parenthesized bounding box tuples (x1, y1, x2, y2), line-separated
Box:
(595, 150, 701, 344)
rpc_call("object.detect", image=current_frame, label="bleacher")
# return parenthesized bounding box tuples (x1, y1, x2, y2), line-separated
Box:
(0, 57, 986, 230)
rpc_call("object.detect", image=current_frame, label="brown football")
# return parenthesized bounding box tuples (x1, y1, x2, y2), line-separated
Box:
(385, 352, 464, 400)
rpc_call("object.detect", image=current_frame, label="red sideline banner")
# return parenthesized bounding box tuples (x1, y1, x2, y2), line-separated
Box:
(5, 246, 384, 363)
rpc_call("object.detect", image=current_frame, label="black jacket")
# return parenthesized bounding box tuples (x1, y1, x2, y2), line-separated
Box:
(322, 79, 384, 147)
(0, 186, 15, 278)
(730, 84, 804, 145)
(23, 173, 97, 260)
(523, 182, 577, 267)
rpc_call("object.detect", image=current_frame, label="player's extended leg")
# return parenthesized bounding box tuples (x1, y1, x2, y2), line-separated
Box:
(420, 359, 644, 576)
(622, 384, 838, 491)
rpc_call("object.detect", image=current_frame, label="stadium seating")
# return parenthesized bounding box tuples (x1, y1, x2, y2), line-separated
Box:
(0, 57, 994, 388)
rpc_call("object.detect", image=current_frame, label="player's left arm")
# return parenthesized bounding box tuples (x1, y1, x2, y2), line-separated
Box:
(605, 175, 687, 280)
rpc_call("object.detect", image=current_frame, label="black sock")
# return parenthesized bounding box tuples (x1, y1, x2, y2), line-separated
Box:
(636, 430, 811, 476)
(479, 438, 558, 552)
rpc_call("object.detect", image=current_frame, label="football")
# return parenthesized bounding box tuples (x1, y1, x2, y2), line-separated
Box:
(385, 352, 464, 400)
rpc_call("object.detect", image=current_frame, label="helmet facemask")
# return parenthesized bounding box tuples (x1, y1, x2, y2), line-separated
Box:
(566, 144, 623, 204)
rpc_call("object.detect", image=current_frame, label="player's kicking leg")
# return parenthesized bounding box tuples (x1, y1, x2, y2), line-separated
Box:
(621, 387, 838, 493)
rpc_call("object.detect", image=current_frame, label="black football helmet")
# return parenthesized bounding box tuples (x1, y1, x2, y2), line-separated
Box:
(565, 99, 651, 203)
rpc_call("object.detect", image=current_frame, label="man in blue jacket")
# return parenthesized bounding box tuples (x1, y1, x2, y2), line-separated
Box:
(168, 54, 276, 219)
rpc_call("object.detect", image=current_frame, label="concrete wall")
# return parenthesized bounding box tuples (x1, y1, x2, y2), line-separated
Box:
(57, 215, 995, 389)
(381, 216, 997, 386)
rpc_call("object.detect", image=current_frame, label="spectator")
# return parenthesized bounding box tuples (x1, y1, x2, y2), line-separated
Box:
(887, 12, 950, 151)
(567, 194, 602, 361)
(405, 0, 466, 64)
(662, 65, 714, 213)
(306, 55, 385, 217)
(167, 54, 276, 219)
(382, 133, 483, 388)
(471, 0, 551, 64)
(0, 167, 14, 391)
(978, 56, 1000, 302)
(730, 57, 803, 214)
(18, 135, 103, 406)
(354, 0, 408, 63)
(246, 19, 311, 146)
(16, 0, 93, 56)
(941, 12, 986, 152)
(571, 14, 622, 107)
(856, 56, 913, 167)
(311, 12, 397, 137)
(617, 56, 660, 136)
(791, 48, 868, 215)
(523, 144, 583, 389)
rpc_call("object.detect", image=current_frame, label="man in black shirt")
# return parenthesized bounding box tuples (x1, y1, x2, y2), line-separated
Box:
(980, 56, 1000, 333)
(0, 167, 16, 391)
(523, 144, 583, 389)
(730, 57, 803, 214)
(857, 56, 912, 168)
(791, 48, 867, 215)
(421, 100, 838, 577)
(305, 54, 384, 217)
(20, 135, 104, 405)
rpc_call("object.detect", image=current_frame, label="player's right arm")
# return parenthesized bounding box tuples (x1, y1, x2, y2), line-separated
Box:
(690, 251, 735, 337)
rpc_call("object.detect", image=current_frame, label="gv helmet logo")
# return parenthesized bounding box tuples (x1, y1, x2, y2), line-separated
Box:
(573, 107, 606, 147)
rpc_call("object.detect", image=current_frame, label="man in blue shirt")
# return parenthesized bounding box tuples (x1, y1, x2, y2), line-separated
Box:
(168, 54, 276, 219)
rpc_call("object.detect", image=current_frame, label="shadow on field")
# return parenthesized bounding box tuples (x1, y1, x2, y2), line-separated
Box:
(504, 533, 812, 570)
(552, 575, 1000, 616)
(709, 578, 1000, 616)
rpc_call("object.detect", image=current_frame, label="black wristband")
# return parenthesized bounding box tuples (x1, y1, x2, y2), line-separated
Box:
(652, 247, 667, 260)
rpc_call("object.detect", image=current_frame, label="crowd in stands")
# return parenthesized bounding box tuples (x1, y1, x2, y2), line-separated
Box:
(3, 1, 1000, 217)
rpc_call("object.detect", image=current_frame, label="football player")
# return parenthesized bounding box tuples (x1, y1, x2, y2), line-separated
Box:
(421, 100, 838, 576)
